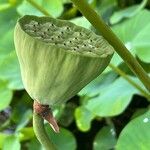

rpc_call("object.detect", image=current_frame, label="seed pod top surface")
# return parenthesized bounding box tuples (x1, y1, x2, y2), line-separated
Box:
(14, 15, 114, 106)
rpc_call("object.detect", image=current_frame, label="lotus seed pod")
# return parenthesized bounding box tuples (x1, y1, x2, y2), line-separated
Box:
(14, 15, 114, 106)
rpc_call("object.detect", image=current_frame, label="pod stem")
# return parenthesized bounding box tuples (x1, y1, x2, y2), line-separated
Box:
(109, 64, 150, 100)
(33, 101, 59, 150)
(26, 0, 52, 17)
(71, 0, 150, 92)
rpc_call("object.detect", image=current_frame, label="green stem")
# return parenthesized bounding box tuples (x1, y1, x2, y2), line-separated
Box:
(33, 112, 56, 150)
(26, 0, 51, 16)
(71, 0, 150, 92)
(109, 63, 150, 100)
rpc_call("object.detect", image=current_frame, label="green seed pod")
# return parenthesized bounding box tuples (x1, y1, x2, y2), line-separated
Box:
(14, 15, 114, 106)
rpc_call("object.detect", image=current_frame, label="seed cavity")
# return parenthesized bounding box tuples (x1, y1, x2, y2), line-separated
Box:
(66, 26, 70, 30)
(80, 32, 83, 36)
(73, 48, 77, 51)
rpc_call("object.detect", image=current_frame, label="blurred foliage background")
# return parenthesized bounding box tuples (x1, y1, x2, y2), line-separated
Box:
(0, 0, 150, 149)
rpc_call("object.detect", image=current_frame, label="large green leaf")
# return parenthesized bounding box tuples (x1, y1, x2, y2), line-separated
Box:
(17, 0, 63, 17)
(0, 8, 22, 90)
(110, 0, 147, 24)
(0, 8, 18, 54)
(116, 110, 150, 150)
(85, 76, 144, 117)
(113, 10, 150, 63)
(0, 51, 23, 90)
(2, 135, 21, 150)
(0, 27, 15, 55)
(0, 8, 18, 35)
(70, 17, 91, 29)
(96, 0, 117, 18)
(0, 133, 9, 148)
(43, 0, 63, 17)
(93, 126, 117, 150)
(45, 126, 77, 150)
(0, 80, 13, 111)
(78, 72, 117, 97)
